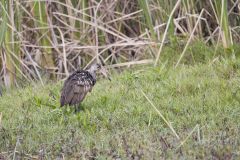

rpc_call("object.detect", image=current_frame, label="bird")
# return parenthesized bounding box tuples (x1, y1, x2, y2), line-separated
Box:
(60, 63, 110, 111)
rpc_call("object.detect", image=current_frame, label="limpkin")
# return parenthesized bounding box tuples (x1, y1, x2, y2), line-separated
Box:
(60, 63, 110, 111)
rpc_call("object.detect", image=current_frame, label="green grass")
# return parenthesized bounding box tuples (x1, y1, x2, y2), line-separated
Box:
(1, 59, 240, 159)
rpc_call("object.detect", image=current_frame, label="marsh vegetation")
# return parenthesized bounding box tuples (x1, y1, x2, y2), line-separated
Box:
(1, 0, 240, 159)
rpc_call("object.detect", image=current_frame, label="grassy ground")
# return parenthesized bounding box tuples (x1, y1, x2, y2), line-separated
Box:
(1, 58, 240, 159)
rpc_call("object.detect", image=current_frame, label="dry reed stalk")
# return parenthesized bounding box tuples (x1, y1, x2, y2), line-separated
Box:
(154, 0, 181, 66)
(140, 89, 180, 140)
(94, 0, 103, 63)
(57, 27, 69, 77)
(106, 59, 154, 69)
(53, 12, 130, 41)
(175, 9, 205, 68)
(176, 124, 199, 149)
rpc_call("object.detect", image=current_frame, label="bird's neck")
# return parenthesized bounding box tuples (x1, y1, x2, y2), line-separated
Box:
(87, 69, 96, 80)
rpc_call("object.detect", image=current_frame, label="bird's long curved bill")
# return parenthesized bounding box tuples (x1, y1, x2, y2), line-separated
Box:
(100, 67, 111, 81)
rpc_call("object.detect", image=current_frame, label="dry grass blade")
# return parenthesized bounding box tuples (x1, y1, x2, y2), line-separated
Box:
(53, 12, 131, 42)
(56, 27, 69, 77)
(94, 0, 103, 63)
(175, 9, 205, 68)
(154, 0, 181, 66)
(22, 41, 158, 50)
(106, 10, 142, 24)
(176, 124, 199, 149)
(21, 46, 44, 85)
(106, 59, 154, 69)
(140, 89, 180, 140)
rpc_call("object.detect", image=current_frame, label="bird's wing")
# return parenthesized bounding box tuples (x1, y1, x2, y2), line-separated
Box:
(60, 79, 73, 106)
(70, 82, 92, 105)
(60, 73, 93, 106)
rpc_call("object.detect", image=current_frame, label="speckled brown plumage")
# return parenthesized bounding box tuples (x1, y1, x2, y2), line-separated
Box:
(60, 70, 96, 107)
(60, 63, 111, 109)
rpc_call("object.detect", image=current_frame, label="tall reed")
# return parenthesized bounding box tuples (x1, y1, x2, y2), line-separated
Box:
(0, 0, 239, 87)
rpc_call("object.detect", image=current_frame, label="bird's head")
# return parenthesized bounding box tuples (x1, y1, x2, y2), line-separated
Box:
(88, 63, 111, 81)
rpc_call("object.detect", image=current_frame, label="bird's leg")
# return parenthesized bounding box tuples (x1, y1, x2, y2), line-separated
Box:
(74, 104, 82, 113)
(74, 103, 84, 113)
(74, 105, 78, 113)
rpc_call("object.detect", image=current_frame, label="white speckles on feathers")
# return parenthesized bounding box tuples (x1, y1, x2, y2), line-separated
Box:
(60, 70, 96, 107)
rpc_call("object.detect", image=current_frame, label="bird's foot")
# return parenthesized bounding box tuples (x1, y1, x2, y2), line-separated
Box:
(74, 105, 82, 113)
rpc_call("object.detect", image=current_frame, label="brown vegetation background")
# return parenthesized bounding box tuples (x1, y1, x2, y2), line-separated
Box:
(0, 0, 239, 87)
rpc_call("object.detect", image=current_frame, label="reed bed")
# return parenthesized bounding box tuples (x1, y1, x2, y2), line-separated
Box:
(0, 0, 239, 87)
